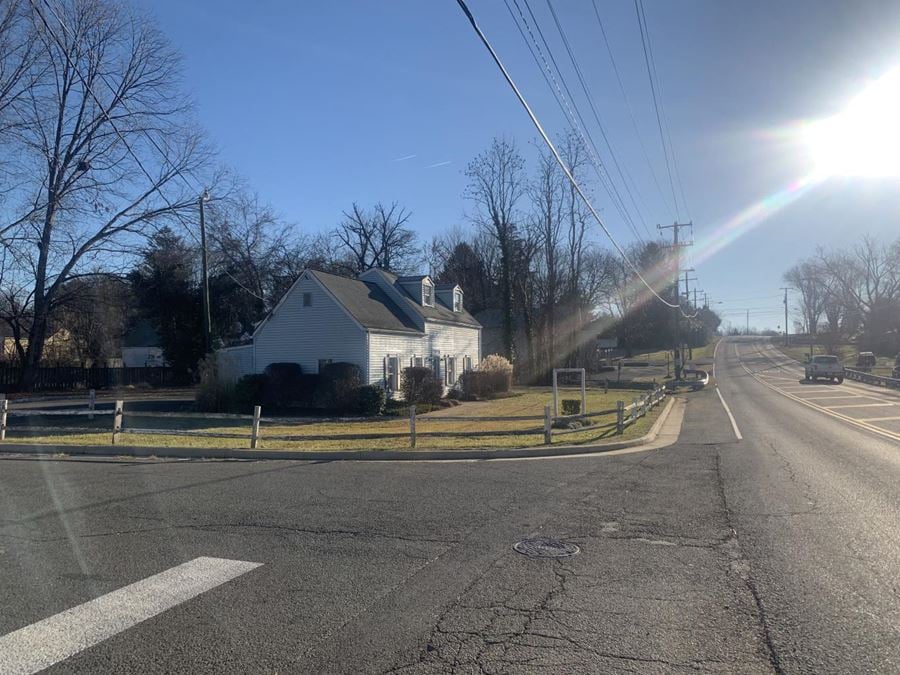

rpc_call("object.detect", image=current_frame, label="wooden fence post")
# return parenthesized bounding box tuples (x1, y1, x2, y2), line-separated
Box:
(409, 405, 416, 448)
(604, 379, 608, 394)
(544, 405, 552, 445)
(112, 400, 123, 445)
(0, 396, 7, 441)
(250, 405, 262, 449)
(88, 388, 96, 421)
(580, 368, 587, 415)
(616, 400, 624, 434)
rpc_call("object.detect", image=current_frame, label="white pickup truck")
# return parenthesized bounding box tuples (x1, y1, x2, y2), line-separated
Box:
(804, 355, 845, 383)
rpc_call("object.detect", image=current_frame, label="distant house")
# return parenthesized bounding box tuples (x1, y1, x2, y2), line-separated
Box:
(217, 268, 481, 394)
(122, 319, 167, 368)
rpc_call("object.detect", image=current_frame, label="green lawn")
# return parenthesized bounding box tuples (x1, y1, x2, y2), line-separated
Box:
(2, 387, 663, 452)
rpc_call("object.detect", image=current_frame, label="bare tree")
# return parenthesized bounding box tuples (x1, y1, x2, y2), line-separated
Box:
(0, 0, 212, 388)
(333, 201, 418, 274)
(817, 237, 900, 351)
(529, 147, 564, 370)
(0, 0, 35, 138)
(465, 137, 525, 361)
(784, 260, 827, 336)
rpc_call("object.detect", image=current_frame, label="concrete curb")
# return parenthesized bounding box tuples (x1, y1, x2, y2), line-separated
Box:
(0, 397, 677, 463)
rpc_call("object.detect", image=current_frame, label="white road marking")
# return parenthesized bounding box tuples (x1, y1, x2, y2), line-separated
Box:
(827, 402, 896, 410)
(716, 387, 743, 440)
(859, 416, 900, 423)
(0, 556, 262, 675)
(802, 395, 867, 401)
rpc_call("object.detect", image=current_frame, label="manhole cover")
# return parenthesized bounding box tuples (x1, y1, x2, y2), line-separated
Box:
(513, 538, 580, 558)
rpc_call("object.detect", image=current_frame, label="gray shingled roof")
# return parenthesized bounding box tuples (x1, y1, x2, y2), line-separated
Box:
(392, 279, 481, 327)
(310, 270, 421, 333)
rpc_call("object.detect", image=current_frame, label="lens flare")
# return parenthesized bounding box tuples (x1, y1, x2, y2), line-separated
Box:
(803, 66, 900, 178)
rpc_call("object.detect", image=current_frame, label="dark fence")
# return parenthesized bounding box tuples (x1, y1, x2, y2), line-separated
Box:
(0, 366, 178, 392)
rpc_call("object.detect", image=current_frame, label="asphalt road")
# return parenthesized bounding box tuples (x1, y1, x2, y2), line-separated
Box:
(0, 336, 897, 673)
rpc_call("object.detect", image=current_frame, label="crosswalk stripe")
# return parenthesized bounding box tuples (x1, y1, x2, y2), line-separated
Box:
(0, 556, 262, 674)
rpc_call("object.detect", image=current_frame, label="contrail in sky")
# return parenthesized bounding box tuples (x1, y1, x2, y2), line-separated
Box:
(426, 160, 451, 168)
(393, 154, 416, 162)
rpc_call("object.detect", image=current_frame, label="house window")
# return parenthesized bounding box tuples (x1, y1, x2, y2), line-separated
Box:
(386, 355, 400, 391)
(422, 280, 434, 307)
(453, 290, 463, 312)
(463, 355, 473, 372)
(413, 355, 424, 368)
(446, 356, 457, 385)
(303, 292, 312, 307)
(431, 355, 441, 379)
(318, 359, 332, 372)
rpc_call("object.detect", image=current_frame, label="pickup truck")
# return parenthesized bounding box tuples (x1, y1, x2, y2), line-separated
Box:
(805, 355, 844, 383)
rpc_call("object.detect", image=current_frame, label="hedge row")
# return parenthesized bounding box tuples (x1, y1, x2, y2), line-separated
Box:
(234, 362, 384, 415)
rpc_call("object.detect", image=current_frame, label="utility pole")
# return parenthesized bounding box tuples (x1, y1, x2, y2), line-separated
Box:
(681, 269, 698, 361)
(746, 309, 750, 335)
(657, 221, 693, 379)
(779, 287, 791, 346)
(199, 189, 212, 355)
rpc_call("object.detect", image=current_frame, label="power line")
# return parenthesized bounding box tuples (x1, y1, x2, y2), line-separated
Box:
(591, 0, 673, 224)
(544, 0, 654, 240)
(634, 0, 679, 219)
(455, 0, 690, 311)
(636, 0, 691, 222)
(506, 0, 646, 244)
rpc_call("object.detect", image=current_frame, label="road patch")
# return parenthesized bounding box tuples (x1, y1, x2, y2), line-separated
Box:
(0, 556, 261, 674)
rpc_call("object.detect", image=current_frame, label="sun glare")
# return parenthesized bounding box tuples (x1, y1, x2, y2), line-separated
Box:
(805, 66, 900, 178)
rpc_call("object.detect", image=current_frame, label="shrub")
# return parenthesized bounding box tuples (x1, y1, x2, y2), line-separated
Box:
(234, 374, 269, 410)
(263, 362, 303, 404)
(356, 384, 385, 416)
(195, 355, 236, 412)
(479, 354, 513, 393)
(561, 399, 581, 416)
(401, 366, 442, 404)
(294, 374, 321, 408)
(319, 362, 364, 410)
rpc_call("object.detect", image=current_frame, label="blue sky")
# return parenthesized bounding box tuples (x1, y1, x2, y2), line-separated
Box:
(134, 0, 900, 330)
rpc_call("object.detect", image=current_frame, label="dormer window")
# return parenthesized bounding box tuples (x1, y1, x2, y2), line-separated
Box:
(422, 279, 434, 307)
(453, 289, 463, 312)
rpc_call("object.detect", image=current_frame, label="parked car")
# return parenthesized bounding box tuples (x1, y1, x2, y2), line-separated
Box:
(805, 355, 845, 383)
(855, 351, 877, 371)
(893, 354, 900, 379)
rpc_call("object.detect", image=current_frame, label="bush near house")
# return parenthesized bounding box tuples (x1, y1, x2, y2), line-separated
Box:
(234, 374, 268, 410)
(458, 354, 514, 399)
(263, 362, 303, 403)
(356, 384, 386, 416)
(195, 356, 237, 412)
(401, 366, 443, 405)
(318, 362, 364, 410)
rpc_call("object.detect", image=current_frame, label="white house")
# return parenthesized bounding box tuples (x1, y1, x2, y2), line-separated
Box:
(217, 268, 481, 394)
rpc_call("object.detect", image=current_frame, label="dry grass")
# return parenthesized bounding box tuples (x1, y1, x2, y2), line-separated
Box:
(776, 343, 895, 375)
(3, 387, 663, 452)
(632, 337, 720, 364)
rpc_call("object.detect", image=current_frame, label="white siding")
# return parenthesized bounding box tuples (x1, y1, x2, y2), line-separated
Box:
(217, 344, 254, 383)
(425, 322, 481, 388)
(252, 274, 368, 377)
(367, 331, 425, 394)
(366, 323, 480, 395)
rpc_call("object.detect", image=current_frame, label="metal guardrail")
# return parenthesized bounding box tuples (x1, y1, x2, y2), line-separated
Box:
(0, 384, 668, 450)
(843, 369, 900, 388)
